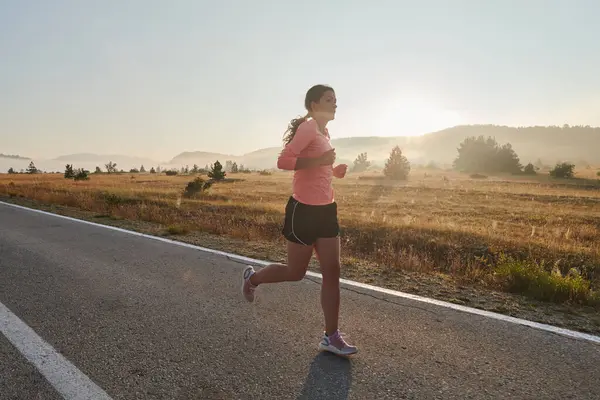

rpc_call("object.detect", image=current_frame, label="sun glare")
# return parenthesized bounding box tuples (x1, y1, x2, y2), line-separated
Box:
(374, 99, 462, 137)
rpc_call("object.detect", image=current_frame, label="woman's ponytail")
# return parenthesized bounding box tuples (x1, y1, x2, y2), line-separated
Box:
(283, 113, 309, 145)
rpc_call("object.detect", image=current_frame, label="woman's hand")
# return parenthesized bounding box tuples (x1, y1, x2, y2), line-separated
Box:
(295, 149, 336, 170)
(318, 149, 336, 166)
(333, 164, 348, 178)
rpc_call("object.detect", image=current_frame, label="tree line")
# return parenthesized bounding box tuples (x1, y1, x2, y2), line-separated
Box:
(5, 138, 588, 180)
(348, 135, 584, 180)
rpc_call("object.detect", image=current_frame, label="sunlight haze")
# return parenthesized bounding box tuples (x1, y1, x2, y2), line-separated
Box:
(1, 0, 599, 163)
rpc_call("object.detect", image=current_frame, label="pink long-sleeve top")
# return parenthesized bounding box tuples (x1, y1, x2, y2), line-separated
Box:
(277, 119, 344, 206)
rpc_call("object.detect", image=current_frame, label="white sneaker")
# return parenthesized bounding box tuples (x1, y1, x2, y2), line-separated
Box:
(241, 266, 257, 302)
(318, 330, 358, 356)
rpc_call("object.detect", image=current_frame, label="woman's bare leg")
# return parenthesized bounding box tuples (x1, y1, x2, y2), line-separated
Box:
(314, 237, 341, 335)
(314, 236, 357, 355)
(249, 241, 313, 285)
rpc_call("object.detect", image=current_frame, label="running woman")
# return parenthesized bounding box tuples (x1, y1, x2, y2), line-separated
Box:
(241, 84, 358, 356)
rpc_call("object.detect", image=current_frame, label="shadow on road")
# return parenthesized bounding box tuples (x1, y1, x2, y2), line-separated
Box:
(297, 351, 353, 400)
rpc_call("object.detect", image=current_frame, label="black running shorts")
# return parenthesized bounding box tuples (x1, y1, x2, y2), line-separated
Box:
(282, 196, 340, 246)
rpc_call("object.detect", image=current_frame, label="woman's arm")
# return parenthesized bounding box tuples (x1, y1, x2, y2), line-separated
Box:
(277, 122, 335, 170)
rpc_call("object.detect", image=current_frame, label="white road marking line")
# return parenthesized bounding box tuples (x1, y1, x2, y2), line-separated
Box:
(0, 301, 113, 400)
(2, 200, 600, 345)
(335, 278, 600, 344)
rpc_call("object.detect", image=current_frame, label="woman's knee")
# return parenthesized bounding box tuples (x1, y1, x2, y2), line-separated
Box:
(320, 256, 341, 284)
(321, 264, 340, 284)
(286, 240, 313, 281)
(288, 266, 307, 281)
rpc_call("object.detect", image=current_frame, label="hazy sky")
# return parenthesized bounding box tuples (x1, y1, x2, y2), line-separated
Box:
(1, 0, 599, 161)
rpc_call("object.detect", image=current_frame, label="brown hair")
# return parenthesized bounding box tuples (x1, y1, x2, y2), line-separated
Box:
(283, 84, 334, 145)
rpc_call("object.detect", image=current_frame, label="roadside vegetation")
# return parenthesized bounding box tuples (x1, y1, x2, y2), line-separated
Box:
(2, 139, 600, 310)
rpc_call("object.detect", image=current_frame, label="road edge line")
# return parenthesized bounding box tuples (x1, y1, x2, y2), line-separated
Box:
(2, 199, 600, 345)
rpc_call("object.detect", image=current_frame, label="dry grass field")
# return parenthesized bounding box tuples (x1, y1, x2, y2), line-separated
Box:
(2, 167, 600, 331)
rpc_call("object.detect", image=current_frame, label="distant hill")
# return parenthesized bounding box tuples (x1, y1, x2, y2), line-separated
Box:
(170, 148, 284, 170)
(169, 138, 416, 170)
(0, 153, 30, 160)
(411, 124, 600, 166)
(170, 151, 236, 168)
(170, 124, 600, 169)
(48, 125, 600, 173)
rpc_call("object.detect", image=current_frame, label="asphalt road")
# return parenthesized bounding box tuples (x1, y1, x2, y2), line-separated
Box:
(1, 202, 600, 400)
(0, 334, 61, 400)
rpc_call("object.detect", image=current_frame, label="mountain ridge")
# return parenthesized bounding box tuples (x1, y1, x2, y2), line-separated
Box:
(168, 124, 600, 169)
(30, 124, 600, 172)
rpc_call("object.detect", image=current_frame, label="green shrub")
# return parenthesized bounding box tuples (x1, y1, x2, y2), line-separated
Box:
(549, 162, 575, 179)
(74, 169, 89, 181)
(183, 177, 213, 198)
(523, 163, 537, 175)
(494, 255, 597, 305)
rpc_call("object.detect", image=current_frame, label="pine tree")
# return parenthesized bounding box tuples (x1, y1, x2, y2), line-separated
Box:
(352, 152, 371, 172)
(384, 146, 411, 180)
(208, 160, 226, 181)
(64, 164, 75, 179)
(27, 161, 38, 174)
